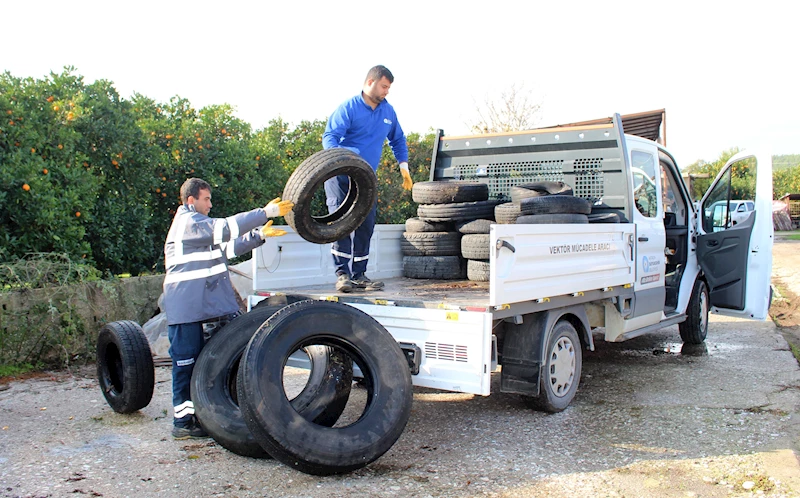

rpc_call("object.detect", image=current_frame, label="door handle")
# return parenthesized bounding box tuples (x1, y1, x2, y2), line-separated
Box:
(638, 236, 649, 242)
(708, 240, 719, 247)
(496, 239, 516, 253)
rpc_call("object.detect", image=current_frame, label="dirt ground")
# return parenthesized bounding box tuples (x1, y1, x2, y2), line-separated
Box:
(2, 235, 800, 497)
(769, 234, 800, 348)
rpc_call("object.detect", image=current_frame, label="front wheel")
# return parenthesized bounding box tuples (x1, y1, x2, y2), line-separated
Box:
(679, 279, 709, 344)
(534, 320, 582, 413)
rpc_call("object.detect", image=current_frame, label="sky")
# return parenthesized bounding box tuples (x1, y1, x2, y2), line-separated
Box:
(3, 0, 797, 167)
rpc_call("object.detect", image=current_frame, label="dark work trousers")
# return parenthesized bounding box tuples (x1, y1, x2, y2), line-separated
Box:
(168, 321, 204, 427)
(324, 174, 377, 277)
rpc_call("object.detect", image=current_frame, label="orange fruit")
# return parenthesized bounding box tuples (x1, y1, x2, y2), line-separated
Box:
(46, 96, 54, 103)
(22, 184, 30, 191)
(112, 160, 118, 166)
(53, 105, 59, 111)
(75, 212, 81, 217)
(30, 148, 35, 153)
(221, 128, 227, 135)
(66, 112, 74, 121)
(6, 110, 11, 115)
(42, 169, 48, 175)
(57, 144, 63, 150)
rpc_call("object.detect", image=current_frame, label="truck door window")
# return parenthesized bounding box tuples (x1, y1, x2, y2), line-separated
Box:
(702, 168, 732, 233)
(631, 150, 658, 218)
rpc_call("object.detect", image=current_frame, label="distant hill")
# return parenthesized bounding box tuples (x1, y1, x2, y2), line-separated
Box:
(774, 154, 800, 170)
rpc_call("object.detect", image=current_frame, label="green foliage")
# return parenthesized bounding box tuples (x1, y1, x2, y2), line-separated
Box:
(377, 131, 435, 223)
(774, 165, 800, 198)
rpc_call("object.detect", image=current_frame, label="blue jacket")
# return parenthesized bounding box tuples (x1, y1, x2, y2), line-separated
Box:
(162, 204, 267, 325)
(322, 93, 409, 169)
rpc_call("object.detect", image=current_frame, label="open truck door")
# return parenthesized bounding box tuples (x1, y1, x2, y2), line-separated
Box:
(696, 150, 773, 319)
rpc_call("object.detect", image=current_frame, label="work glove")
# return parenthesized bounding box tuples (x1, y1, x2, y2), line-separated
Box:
(400, 162, 413, 191)
(260, 220, 287, 239)
(265, 197, 294, 218)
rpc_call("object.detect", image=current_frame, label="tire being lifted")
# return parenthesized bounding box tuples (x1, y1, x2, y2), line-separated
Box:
(96, 320, 155, 414)
(283, 148, 377, 244)
(238, 300, 413, 476)
(191, 305, 353, 458)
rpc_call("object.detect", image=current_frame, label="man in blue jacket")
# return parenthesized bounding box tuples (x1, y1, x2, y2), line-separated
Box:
(323, 65, 413, 293)
(163, 178, 292, 439)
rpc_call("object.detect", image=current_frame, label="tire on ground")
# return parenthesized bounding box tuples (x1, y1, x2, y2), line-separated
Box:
(400, 232, 462, 256)
(283, 149, 377, 244)
(412, 180, 488, 204)
(495, 202, 522, 224)
(455, 219, 493, 234)
(516, 214, 589, 224)
(679, 279, 709, 345)
(519, 195, 592, 215)
(417, 200, 502, 222)
(403, 255, 466, 279)
(96, 320, 155, 414)
(510, 181, 573, 203)
(461, 234, 490, 260)
(405, 217, 451, 233)
(533, 320, 582, 413)
(192, 305, 353, 458)
(238, 300, 413, 476)
(467, 259, 490, 282)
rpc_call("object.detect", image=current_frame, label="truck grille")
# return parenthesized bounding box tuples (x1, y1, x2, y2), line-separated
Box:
(425, 342, 468, 362)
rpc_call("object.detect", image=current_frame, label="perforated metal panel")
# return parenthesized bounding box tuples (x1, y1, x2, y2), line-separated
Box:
(429, 120, 630, 208)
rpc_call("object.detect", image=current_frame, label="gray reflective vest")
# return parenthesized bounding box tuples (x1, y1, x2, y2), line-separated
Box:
(163, 204, 267, 325)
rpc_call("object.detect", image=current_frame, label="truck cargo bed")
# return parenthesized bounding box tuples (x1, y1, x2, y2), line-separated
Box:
(254, 277, 490, 310)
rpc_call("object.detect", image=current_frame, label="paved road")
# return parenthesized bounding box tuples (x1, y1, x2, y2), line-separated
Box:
(3, 311, 800, 497)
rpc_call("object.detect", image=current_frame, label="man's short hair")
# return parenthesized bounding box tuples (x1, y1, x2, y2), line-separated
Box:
(365, 65, 394, 84)
(180, 178, 211, 204)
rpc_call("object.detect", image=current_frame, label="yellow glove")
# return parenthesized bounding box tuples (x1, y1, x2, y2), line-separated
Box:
(260, 220, 287, 239)
(265, 197, 294, 218)
(400, 166, 413, 191)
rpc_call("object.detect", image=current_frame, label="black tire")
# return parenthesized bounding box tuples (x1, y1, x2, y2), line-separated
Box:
(192, 305, 353, 458)
(405, 217, 451, 233)
(516, 214, 589, 224)
(417, 200, 503, 222)
(400, 231, 462, 257)
(467, 259, 490, 282)
(238, 300, 413, 476)
(495, 202, 522, 224)
(534, 320, 582, 413)
(412, 180, 488, 204)
(252, 294, 309, 308)
(461, 234, 490, 260)
(283, 149, 378, 244)
(96, 320, 155, 414)
(679, 279, 709, 345)
(455, 219, 493, 234)
(403, 255, 466, 279)
(591, 205, 629, 223)
(587, 212, 621, 223)
(510, 181, 573, 203)
(520, 195, 592, 215)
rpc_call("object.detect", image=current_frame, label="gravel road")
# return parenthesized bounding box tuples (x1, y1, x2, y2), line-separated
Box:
(2, 239, 800, 498)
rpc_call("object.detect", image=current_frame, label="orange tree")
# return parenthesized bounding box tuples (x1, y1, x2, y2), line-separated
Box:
(376, 131, 435, 223)
(0, 70, 99, 264)
(136, 97, 289, 269)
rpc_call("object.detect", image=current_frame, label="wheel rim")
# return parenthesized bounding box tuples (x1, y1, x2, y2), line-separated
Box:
(699, 285, 708, 334)
(548, 336, 576, 397)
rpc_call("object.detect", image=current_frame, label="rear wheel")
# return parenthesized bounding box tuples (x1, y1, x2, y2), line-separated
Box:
(679, 279, 709, 344)
(534, 320, 581, 413)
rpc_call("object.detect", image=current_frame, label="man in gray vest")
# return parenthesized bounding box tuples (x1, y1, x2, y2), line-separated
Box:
(163, 178, 292, 439)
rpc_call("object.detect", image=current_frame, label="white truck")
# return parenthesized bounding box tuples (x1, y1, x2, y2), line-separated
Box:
(247, 113, 773, 412)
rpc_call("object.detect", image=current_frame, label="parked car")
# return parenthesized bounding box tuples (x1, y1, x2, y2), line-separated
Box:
(705, 199, 755, 229)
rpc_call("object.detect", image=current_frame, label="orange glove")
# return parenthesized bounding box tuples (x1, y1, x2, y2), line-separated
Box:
(400, 163, 413, 191)
(265, 197, 294, 217)
(260, 220, 287, 238)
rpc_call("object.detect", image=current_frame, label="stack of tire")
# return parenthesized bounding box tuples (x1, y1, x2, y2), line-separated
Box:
(404, 181, 502, 282)
(495, 181, 621, 225)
